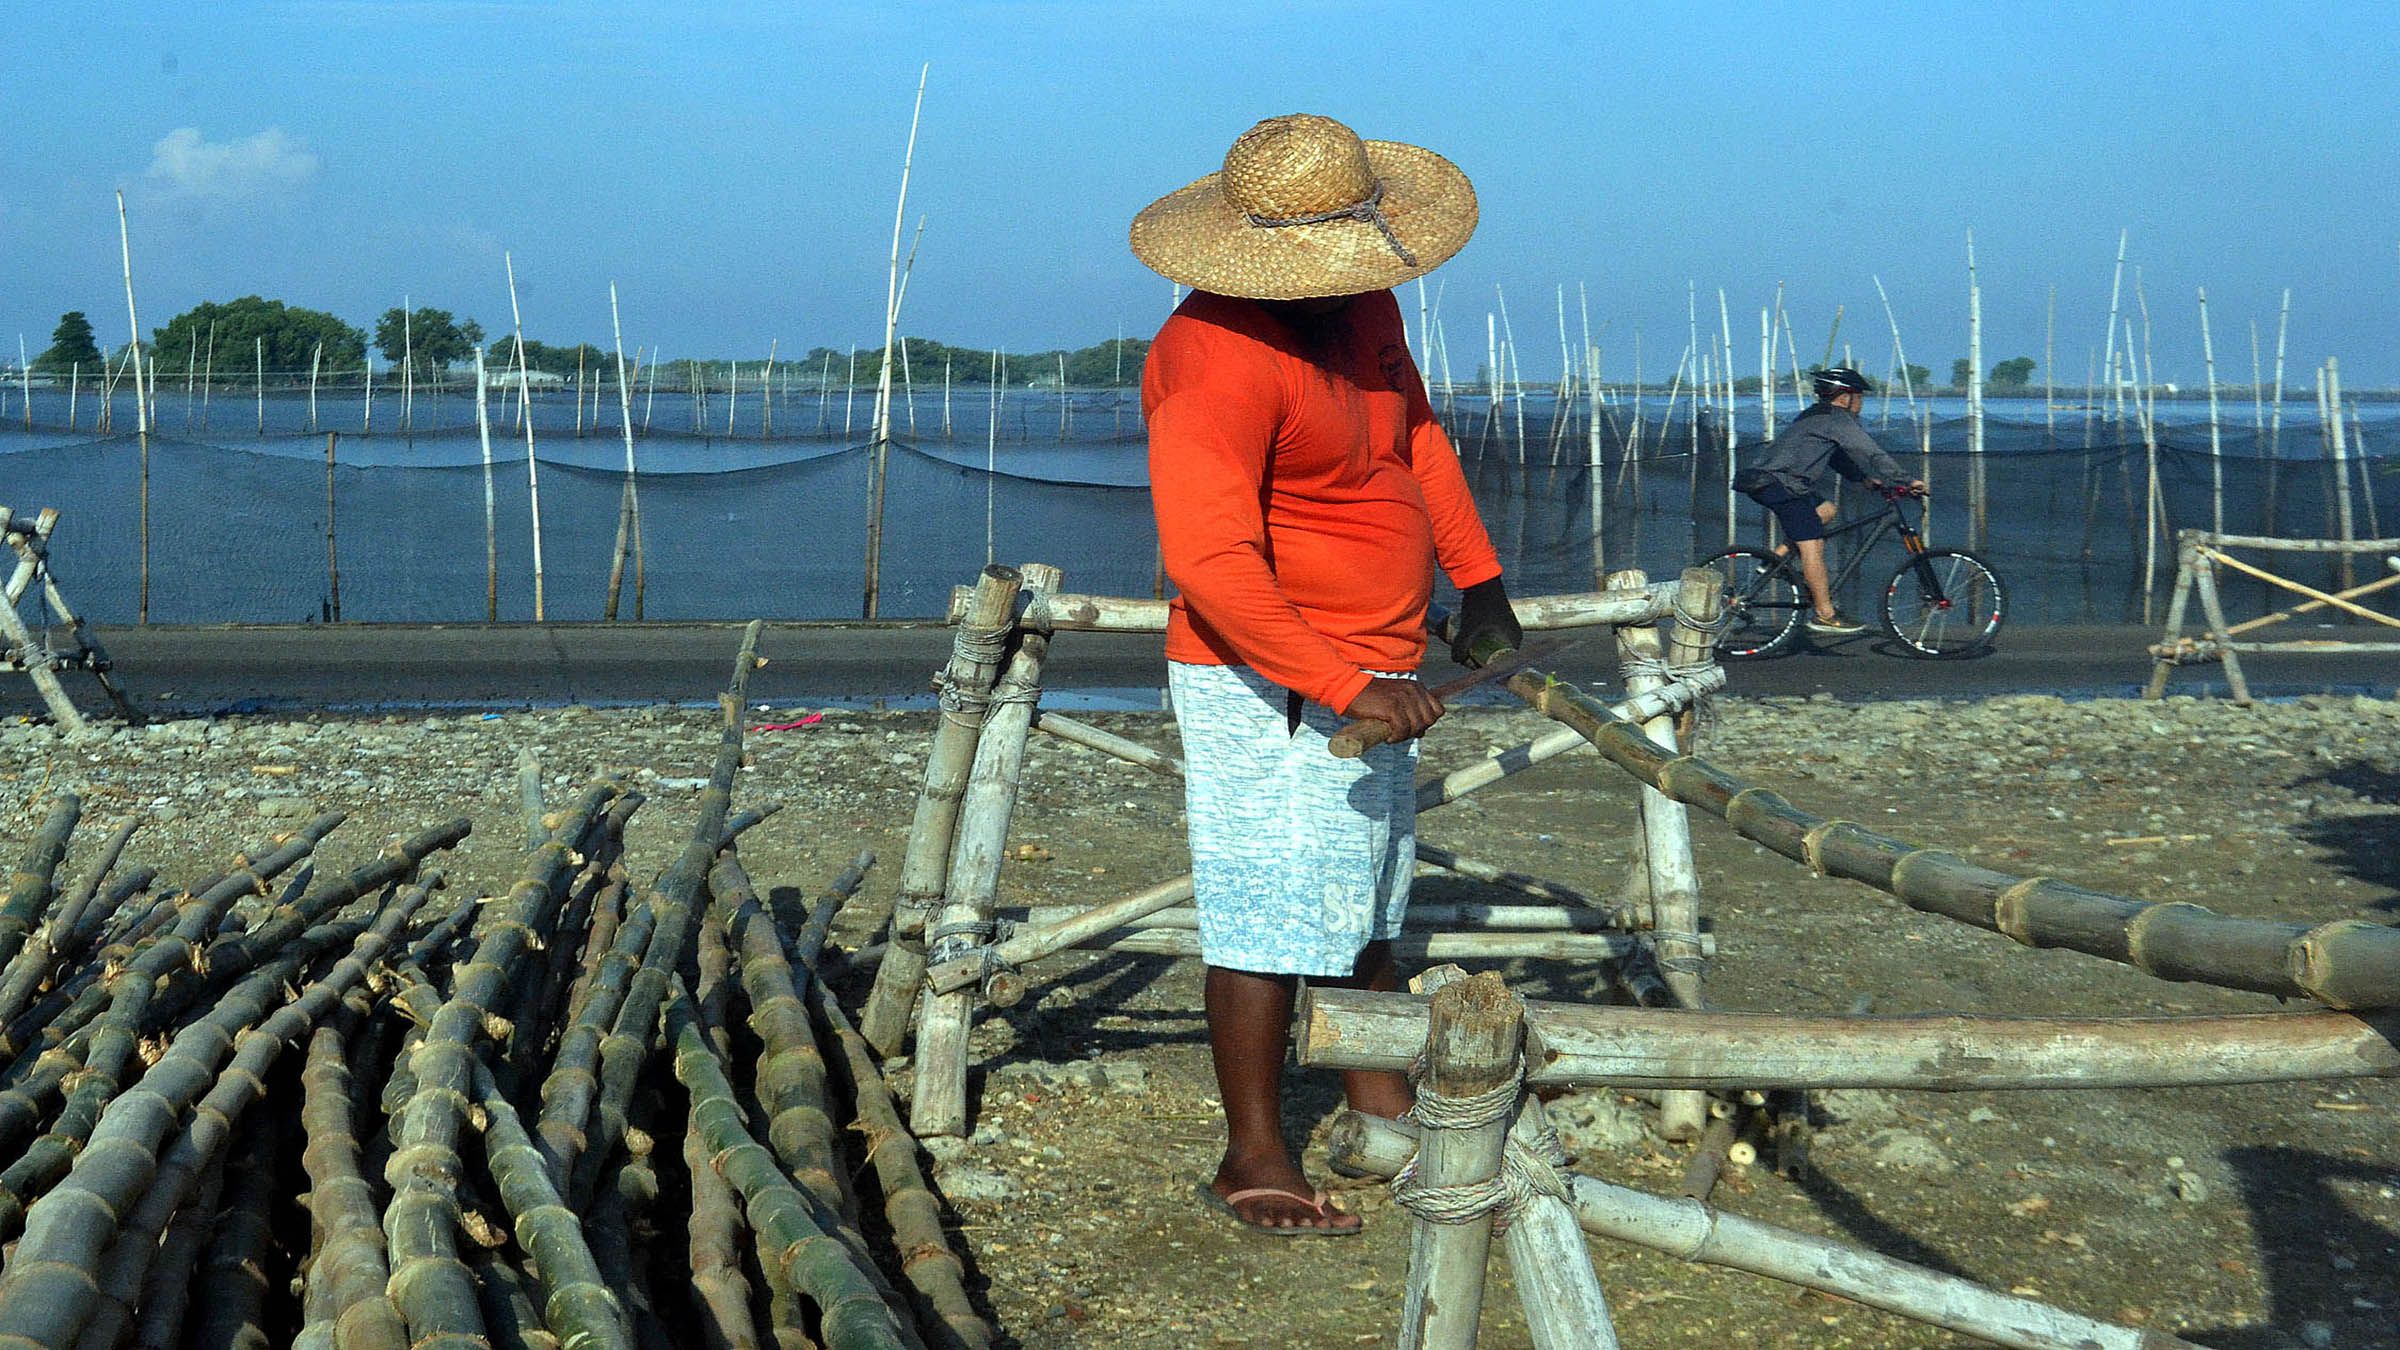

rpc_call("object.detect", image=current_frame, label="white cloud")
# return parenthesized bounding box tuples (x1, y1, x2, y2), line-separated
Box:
(144, 128, 319, 202)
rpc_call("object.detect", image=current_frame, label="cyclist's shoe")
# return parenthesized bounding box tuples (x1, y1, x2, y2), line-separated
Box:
(1805, 611, 1869, 636)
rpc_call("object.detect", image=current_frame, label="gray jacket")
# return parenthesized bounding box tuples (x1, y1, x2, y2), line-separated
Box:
(1747, 402, 1906, 497)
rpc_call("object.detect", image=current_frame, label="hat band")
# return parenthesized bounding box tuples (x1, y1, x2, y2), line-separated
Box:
(1243, 181, 1419, 268)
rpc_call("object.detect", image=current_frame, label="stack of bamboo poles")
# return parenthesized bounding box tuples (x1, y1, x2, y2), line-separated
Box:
(858, 564, 1733, 1142)
(0, 623, 989, 1350)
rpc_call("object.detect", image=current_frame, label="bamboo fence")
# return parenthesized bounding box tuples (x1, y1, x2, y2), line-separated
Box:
(2146, 527, 2400, 702)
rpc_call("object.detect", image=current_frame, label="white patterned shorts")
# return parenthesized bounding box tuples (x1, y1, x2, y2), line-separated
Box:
(1167, 662, 1419, 977)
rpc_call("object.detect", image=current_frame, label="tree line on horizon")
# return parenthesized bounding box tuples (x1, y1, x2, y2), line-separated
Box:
(23, 298, 1153, 389)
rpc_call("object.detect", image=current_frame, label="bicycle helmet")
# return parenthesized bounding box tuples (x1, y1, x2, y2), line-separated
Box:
(1812, 366, 1873, 396)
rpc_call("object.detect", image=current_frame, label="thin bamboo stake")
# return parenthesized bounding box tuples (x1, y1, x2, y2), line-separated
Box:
(255, 336, 265, 435)
(309, 341, 322, 431)
(325, 431, 342, 621)
(864, 63, 930, 621)
(403, 299, 416, 434)
(2328, 357, 2357, 591)
(115, 191, 150, 622)
(505, 253, 547, 621)
(475, 348, 499, 622)
(1966, 230, 1986, 549)
(605, 283, 646, 622)
(2200, 287, 2224, 534)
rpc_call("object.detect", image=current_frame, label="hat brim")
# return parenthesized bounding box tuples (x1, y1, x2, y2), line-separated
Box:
(1129, 140, 1476, 301)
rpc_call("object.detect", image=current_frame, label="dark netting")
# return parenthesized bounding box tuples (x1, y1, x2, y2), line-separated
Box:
(0, 384, 2390, 626)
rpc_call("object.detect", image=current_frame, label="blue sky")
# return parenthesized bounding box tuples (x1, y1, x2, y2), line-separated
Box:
(7, 1, 2397, 384)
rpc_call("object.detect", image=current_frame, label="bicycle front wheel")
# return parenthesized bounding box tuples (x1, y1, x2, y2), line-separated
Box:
(1883, 549, 2005, 657)
(1703, 547, 1805, 658)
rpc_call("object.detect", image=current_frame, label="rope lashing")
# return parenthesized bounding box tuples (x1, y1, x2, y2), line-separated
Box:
(1672, 594, 1732, 637)
(1244, 181, 1419, 267)
(1390, 1052, 1567, 1235)
(930, 623, 1013, 720)
(1644, 928, 1709, 978)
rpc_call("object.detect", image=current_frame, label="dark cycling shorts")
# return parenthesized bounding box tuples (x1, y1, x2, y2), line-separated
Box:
(1746, 480, 1829, 542)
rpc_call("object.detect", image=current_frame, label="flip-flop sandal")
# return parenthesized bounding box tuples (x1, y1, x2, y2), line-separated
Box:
(1194, 1181, 1362, 1237)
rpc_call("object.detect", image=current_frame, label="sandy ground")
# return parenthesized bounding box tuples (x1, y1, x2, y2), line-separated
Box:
(2, 681, 2395, 1348)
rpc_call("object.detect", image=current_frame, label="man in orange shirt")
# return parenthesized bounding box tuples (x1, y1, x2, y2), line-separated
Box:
(1132, 113, 1521, 1234)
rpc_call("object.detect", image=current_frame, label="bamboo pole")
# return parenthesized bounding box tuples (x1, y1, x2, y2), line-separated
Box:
(1966, 231, 1986, 548)
(1410, 966, 1620, 1350)
(947, 580, 1677, 634)
(309, 341, 322, 431)
(1395, 971, 1521, 1350)
(503, 254, 547, 620)
(2267, 289, 2290, 532)
(297, 998, 408, 1350)
(863, 64, 929, 621)
(2200, 287, 2223, 534)
(665, 983, 911, 1350)
(2328, 358, 2357, 591)
(115, 191, 151, 622)
(606, 283, 646, 622)
(384, 794, 600, 1349)
(913, 562, 1061, 1137)
(1612, 568, 1706, 1141)
(860, 566, 1025, 1053)
(1303, 990, 2400, 1091)
(2044, 284, 2056, 444)
(1491, 656, 2400, 1009)
(325, 431, 342, 621)
(255, 336, 265, 435)
(475, 348, 499, 622)
(1333, 1112, 2198, 1350)
(685, 917, 763, 1350)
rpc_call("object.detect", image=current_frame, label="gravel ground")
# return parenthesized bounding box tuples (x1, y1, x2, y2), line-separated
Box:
(3, 685, 2395, 1348)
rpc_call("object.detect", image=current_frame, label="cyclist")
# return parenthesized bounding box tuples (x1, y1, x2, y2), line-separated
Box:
(1735, 366, 1925, 635)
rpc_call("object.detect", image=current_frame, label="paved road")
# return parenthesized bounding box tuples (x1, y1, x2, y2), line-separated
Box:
(10, 621, 2389, 720)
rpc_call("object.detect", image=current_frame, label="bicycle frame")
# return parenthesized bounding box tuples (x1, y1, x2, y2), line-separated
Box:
(1761, 490, 1927, 601)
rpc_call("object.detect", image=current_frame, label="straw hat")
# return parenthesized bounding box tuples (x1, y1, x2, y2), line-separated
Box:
(1130, 114, 1476, 301)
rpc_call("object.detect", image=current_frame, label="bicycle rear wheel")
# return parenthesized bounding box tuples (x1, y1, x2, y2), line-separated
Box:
(1882, 549, 2005, 657)
(1702, 548, 1805, 658)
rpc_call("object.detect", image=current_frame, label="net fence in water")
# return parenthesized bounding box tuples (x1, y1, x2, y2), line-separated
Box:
(0, 383, 2390, 628)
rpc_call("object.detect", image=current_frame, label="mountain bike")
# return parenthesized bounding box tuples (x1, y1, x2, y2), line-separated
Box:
(1701, 486, 2006, 659)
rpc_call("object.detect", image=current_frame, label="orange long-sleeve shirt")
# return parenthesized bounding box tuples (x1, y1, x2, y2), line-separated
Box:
(1144, 289, 1502, 714)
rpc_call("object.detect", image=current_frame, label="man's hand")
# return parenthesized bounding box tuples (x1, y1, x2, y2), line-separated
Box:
(1342, 677, 1443, 741)
(1451, 577, 1524, 667)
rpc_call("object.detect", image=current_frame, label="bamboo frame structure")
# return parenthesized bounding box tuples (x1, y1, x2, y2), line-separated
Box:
(1330, 1108, 2197, 1350)
(2145, 528, 2400, 702)
(886, 565, 1724, 1147)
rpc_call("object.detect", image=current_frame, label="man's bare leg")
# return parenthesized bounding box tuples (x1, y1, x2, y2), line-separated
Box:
(1205, 940, 1408, 1230)
(1795, 537, 1840, 620)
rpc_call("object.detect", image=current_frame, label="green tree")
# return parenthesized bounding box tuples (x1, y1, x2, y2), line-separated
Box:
(1989, 356, 2037, 388)
(485, 338, 612, 379)
(376, 307, 485, 377)
(1949, 358, 1972, 388)
(150, 297, 366, 375)
(33, 312, 104, 374)
(1895, 362, 1931, 391)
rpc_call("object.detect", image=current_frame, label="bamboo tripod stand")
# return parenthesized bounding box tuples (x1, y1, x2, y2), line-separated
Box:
(2145, 527, 2400, 703)
(0, 507, 137, 734)
(856, 564, 1734, 1143)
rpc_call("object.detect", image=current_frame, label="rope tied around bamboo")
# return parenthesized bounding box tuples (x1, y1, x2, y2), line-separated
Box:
(930, 622, 1010, 723)
(1391, 1050, 1570, 1238)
